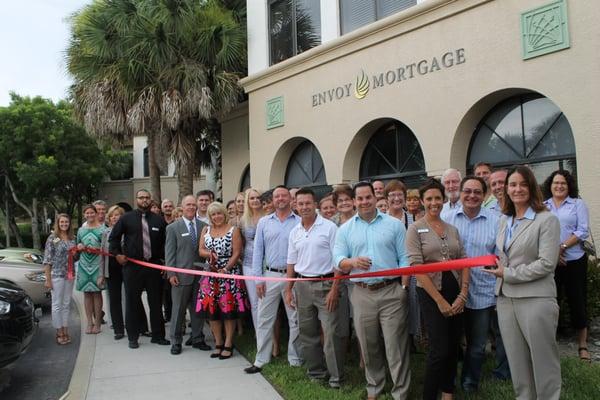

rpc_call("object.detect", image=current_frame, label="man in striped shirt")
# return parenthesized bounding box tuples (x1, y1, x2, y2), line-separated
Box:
(446, 176, 510, 393)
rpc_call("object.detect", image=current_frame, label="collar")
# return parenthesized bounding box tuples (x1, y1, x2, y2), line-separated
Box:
(182, 216, 196, 225)
(353, 209, 383, 224)
(268, 211, 297, 220)
(544, 196, 575, 206)
(520, 206, 536, 221)
(456, 205, 488, 220)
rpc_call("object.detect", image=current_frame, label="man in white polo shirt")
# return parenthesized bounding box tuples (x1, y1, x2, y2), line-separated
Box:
(285, 188, 347, 389)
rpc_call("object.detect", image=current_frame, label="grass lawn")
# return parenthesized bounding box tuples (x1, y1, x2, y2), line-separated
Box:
(235, 327, 600, 399)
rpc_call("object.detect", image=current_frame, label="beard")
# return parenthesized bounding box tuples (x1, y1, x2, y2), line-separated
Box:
(445, 190, 460, 203)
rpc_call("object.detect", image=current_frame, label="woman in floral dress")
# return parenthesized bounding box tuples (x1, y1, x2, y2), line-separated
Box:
(76, 204, 106, 334)
(197, 202, 248, 359)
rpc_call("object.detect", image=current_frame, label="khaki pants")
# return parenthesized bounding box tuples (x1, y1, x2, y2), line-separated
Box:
(351, 281, 411, 400)
(295, 280, 348, 385)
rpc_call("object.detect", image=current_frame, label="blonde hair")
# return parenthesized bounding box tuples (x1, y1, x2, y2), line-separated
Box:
(406, 189, 420, 200)
(53, 213, 74, 240)
(240, 188, 264, 228)
(106, 205, 125, 226)
(207, 202, 229, 225)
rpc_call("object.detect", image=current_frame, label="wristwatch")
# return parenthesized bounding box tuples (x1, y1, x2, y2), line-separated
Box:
(560, 243, 568, 250)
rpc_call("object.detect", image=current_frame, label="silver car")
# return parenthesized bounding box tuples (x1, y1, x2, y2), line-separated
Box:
(0, 248, 51, 307)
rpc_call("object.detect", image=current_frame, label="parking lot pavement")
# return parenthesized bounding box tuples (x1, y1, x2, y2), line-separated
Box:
(0, 305, 80, 400)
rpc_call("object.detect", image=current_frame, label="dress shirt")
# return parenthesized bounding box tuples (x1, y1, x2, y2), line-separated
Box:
(487, 198, 504, 216)
(109, 209, 166, 262)
(504, 207, 536, 250)
(287, 215, 337, 276)
(447, 206, 499, 309)
(252, 212, 301, 276)
(196, 213, 209, 225)
(483, 194, 496, 208)
(441, 200, 461, 221)
(543, 197, 589, 261)
(333, 211, 409, 284)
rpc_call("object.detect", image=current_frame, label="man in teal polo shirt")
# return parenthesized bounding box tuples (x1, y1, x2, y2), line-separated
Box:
(334, 181, 411, 400)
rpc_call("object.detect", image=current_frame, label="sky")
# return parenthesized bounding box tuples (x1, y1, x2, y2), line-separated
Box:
(0, 0, 91, 106)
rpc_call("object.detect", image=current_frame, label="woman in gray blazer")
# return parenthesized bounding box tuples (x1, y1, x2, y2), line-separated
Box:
(484, 166, 561, 400)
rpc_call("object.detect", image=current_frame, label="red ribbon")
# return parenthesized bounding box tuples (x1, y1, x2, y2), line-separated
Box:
(68, 247, 497, 282)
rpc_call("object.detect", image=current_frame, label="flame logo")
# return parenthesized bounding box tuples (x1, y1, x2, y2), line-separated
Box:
(354, 70, 370, 99)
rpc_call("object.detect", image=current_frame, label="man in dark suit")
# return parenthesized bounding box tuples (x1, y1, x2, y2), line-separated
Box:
(165, 194, 211, 354)
(109, 189, 170, 349)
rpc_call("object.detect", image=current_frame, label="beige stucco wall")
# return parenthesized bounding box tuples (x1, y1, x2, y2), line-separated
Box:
(221, 103, 250, 202)
(235, 0, 600, 237)
(99, 176, 208, 208)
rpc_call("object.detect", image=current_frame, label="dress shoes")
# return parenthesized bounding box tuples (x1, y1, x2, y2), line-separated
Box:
(128, 340, 139, 349)
(114, 333, 125, 340)
(192, 341, 211, 351)
(185, 337, 193, 346)
(244, 365, 262, 374)
(170, 344, 182, 355)
(151, 338, 171, 345)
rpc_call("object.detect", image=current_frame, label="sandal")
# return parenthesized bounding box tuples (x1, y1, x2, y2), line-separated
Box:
(578, 347, 592, 362)
(56, 333, 67, 345)
(210, 345, 224, 358)
(92, 325, 102, 334)
(63, 334, 72, 344)
(219, 346, 233, 360)
(85, 326, 94, 334)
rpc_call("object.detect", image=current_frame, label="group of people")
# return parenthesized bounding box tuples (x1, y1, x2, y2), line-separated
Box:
(40, 162, 591, 400)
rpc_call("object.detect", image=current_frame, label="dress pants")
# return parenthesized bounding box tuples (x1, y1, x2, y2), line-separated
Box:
(351, 281, 410, 400)
(162, 278, 172, 321)
(417, 272, 463, 400)
(123, 262, 165, 341)
(462, 306, 510, 390)
(51, 277, 74, 329)
(170, 279, 205, 345)
(107, 259, 125, 335)
(295, 280, 347, 385)
(243, 264, 259, 329)
(254, 270, 301, 367)
(497, 295, 561, 400)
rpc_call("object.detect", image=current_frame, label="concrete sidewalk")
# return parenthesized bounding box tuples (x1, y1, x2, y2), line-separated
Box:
(65, 292, 282, 400)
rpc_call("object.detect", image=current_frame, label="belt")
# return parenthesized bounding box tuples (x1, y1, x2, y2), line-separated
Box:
(265, 266, 286, 273)
(297, 273, 334, 279)
(354, 278, 400, 291)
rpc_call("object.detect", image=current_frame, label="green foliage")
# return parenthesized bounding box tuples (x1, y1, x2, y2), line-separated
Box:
(0, 93, 128, 214)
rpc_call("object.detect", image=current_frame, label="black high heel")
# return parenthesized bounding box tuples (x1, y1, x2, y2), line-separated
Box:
(219, 346, 233, 360)
(210, 344, 224, 358)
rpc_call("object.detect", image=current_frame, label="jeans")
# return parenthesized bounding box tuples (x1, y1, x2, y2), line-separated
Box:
(51, 277, 74, 329)
(461, 306, 510, 390)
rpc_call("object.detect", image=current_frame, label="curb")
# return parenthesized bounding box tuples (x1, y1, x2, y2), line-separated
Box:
(61, 291, 96, 400)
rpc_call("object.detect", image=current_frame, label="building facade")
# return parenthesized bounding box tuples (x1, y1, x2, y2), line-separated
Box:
(219, 0, 599, 238)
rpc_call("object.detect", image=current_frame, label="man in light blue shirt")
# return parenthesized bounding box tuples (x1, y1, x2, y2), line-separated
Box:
(334, 182, 410, 400)
(244, 186, 302, 374)
(447, 176, 509, 392)
(441, 168, 462, 221)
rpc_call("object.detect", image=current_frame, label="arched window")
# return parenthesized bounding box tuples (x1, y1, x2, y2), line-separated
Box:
(468, 93, 576, 179)
(285, 140, 330, 197)
(359, 120, 427, 188)
(239, 164, 251, 192)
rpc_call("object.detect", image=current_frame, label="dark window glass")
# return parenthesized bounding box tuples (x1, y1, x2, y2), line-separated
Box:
(285, 140, 327, 188)
(340, 0, 417, 34)
(143, 147, 149, 177)
(269, 0, 321, 65)
(360, 120, 427, 188)
(468, 94, 577, 182)
(240, 165, 251, 192)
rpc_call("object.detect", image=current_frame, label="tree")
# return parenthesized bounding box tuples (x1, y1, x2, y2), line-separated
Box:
(66, 0, 247, 203)
(0, 93, 127, 248)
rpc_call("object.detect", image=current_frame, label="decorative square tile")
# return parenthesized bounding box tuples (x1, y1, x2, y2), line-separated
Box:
(266, 96, 284, 130)
(521, 0, 570, 60)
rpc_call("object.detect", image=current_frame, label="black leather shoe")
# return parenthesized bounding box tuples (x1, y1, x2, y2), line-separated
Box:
(170, 344, 182, 355)
(244, 365, 262, 374)
(185, 337, 193, 346)
(192, 341, 211, 351)
(151, 338, 171, 345)
(114, 333, 125, 340)
(219, 346, 233, 360)
(128, 340, 139, 349)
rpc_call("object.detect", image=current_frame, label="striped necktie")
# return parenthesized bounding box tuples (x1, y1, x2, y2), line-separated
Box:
(141, 213, 152, 260)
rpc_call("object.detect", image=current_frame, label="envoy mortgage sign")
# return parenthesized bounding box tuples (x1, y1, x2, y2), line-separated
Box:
(311, 48, 466, 107)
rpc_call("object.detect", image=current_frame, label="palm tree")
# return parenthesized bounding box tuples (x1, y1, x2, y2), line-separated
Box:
(66, 0, 246, 203)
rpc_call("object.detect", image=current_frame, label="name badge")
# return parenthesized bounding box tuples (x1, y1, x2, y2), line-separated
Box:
(417, 228, 429, 233)
(151, 227, 159, 231)
(181, 232, 190, 237)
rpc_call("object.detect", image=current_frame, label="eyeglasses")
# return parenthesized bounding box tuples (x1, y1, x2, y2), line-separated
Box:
(461, 189, 483, 196)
